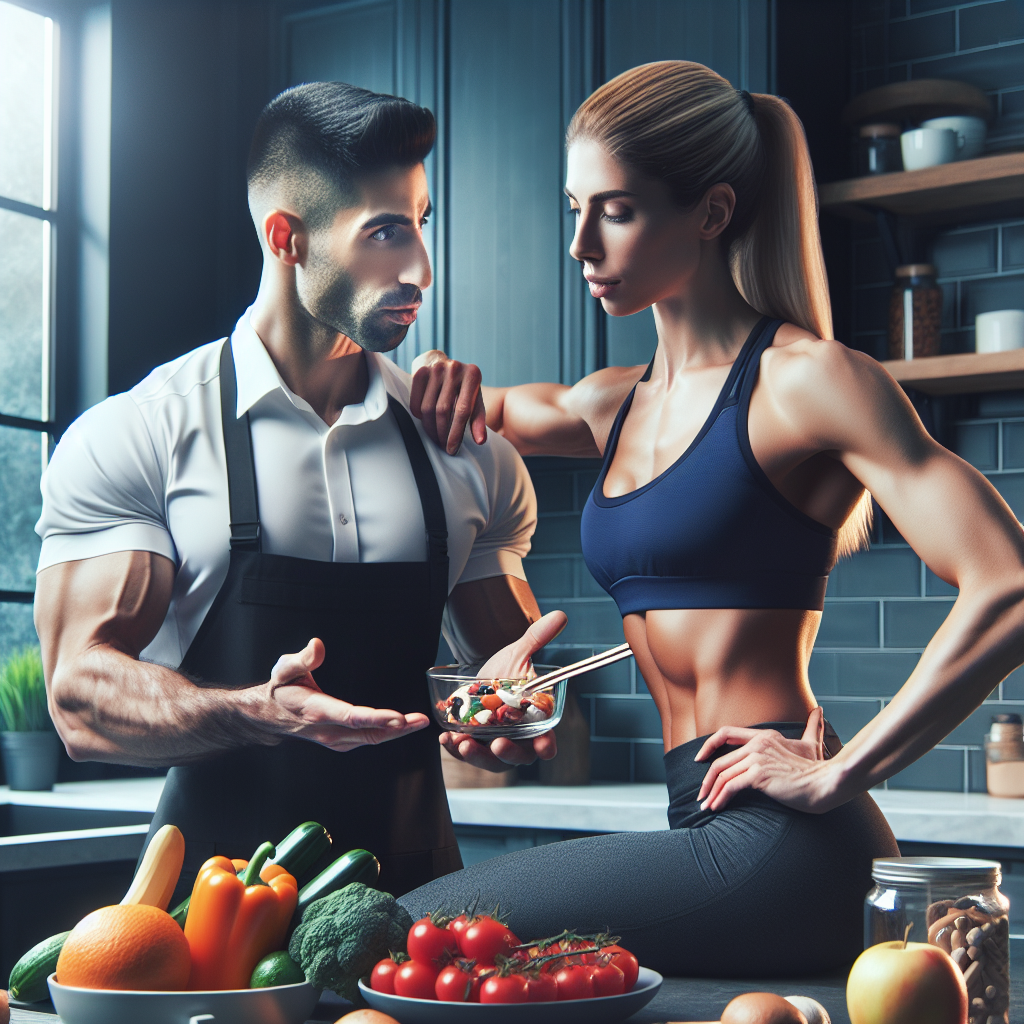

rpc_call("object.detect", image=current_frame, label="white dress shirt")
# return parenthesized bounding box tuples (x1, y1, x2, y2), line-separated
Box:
(37, 310, 536, 667)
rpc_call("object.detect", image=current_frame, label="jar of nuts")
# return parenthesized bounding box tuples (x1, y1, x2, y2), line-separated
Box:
(865, 857, 1010, 1024)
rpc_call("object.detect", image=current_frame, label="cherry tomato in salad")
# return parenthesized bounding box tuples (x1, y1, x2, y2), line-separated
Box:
(435, 963, 474, 1002)
(458, 916, 520, 965)
(495, 704, 524, 724)
(393, 959, 439, 999)
(479, 973, 529, 1003)
(601, 944, 639, 990)
(553, 963, 594, 1000)
(524, 970, 559, 1002)
(588, 960, 626, 996)
(407, 914, 459, 965)
(369, 955, 406, 994)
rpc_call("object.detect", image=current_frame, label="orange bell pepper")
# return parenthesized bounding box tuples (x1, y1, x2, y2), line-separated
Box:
(184, 841, 298, 990)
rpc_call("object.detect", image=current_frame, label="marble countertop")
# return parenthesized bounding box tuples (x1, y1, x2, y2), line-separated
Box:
(6, 777, 1024, 847)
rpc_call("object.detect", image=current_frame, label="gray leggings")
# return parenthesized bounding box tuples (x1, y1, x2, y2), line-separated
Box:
(399, 724, 899, 978)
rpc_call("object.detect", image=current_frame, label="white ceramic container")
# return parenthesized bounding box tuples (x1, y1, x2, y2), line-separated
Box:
(48, 974, 320, 1024)
(921, 115, 986, 160)
(900, 127, 957, 170)
(976, 309, 1024, 353)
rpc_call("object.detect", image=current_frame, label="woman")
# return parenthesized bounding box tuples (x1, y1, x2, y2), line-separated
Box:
(402, 61, 1024, 976)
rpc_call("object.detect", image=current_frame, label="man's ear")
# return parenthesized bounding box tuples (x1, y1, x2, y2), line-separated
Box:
(263, 210, 305, 266)
(697, 182, 736, 241)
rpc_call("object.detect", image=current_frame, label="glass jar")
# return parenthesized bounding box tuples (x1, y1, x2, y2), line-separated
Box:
(859, 123, 903, 175)
(865, 857, 1010, 1024)
(888, 264, 942, 360)
(986, 713, 1024, 798)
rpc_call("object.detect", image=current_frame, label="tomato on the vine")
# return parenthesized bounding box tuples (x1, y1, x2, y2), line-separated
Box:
(479, 973, 529, 1003)
(553, 962, 594, 1000)
(393, 959, 439, 999)
(435, 963, 474, 1002)
(588, 960, 626, 996)
(448, 913, 471, 945)
(601, 944, 639, 990)
(408, 911, 458, 965)
(369, 953, 407, 994)
(524, 969, 558, 1002)
(458, 916, 521, 965)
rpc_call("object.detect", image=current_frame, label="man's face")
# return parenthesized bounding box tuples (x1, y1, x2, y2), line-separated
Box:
(297, 163, 432, 352)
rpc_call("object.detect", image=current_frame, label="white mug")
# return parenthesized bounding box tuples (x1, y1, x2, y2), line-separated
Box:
(901, 127, 957, 170)
(975, 309, 1024, 353)
(921, 116, 986, 160)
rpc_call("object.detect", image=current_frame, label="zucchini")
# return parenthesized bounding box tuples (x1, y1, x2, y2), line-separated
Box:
(9, 930, 70, 1004)
(294, 848, 380, 923)
(169, 820, 332, 927)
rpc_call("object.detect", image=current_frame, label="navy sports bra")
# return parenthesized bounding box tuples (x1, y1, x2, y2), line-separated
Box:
(580, 317, 838, 614)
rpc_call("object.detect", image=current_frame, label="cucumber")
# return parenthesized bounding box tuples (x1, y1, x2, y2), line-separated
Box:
(9, 930, 71, 1004)
(250, 950, 305, 988)
(293, 848, 380, 923)
(169, 820, 332, 927)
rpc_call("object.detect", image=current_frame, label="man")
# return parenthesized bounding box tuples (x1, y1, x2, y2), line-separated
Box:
(34, 82, 563, 899)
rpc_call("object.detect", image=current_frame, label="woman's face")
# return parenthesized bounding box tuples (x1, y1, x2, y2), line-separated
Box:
(565, 139, 722, 317)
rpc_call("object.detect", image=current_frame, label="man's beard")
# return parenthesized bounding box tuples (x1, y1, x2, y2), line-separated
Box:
(301, 255, 421, 354)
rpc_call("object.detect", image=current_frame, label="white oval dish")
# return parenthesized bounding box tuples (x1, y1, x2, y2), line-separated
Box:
(48, 973, 320, 1024)
(358, 966, 663, 1023)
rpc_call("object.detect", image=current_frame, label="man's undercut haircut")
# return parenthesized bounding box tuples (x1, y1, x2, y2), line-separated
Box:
(247, 82, 436, 231)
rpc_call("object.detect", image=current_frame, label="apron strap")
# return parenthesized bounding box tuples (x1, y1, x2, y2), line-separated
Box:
(388, 395, 450, 617)
(219, 340, 261, 551)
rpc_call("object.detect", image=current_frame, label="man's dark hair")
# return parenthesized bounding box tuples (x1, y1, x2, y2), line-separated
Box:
(247, 82, 436, 230)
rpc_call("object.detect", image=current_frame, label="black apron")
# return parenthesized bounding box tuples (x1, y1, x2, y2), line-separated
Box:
(142, 341, 462, 902)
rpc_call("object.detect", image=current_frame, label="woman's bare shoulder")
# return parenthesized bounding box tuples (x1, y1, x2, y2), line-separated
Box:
(566, 363, 649, 426)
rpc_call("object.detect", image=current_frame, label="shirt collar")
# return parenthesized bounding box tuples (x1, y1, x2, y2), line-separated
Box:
(230, 308, 389, 426)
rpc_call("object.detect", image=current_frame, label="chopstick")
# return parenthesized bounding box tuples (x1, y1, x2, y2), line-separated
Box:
(519, 642, 633, 696)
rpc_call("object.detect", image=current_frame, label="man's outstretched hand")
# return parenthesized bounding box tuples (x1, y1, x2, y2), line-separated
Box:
(410, 350, 487, 454)
(268, 638, 430, 752)
(439, 610, 568, 772)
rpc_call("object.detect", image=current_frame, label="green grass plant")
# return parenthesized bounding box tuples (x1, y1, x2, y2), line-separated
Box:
(0, 645, 52, 732)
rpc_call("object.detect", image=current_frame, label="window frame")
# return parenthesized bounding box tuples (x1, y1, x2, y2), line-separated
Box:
(0, 0, 72, 610)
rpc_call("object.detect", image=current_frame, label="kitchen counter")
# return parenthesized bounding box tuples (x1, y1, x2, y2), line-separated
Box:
(7, 778, 1024, 847)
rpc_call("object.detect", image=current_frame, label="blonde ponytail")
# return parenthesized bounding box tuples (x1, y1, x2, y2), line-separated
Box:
(732, 94, 832, 341)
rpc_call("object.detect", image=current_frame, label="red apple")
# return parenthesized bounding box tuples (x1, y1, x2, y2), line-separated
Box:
(846, 937, 967, 1024)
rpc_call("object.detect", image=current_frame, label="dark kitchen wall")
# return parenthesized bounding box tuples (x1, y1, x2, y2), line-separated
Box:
(106, 0, 275, 395)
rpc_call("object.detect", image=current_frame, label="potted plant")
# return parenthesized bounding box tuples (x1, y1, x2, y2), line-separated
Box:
(0, 645, 61, 791)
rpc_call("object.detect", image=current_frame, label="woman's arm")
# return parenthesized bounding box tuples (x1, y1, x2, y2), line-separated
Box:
(696, 340, 1024, 813)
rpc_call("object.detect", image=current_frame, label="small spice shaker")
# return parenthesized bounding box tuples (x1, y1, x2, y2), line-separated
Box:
(986, 713, 1024, 798)
(865, 857, 1010, 1024)
(888, 264, 942, 360)
(859, 123, 903, 175)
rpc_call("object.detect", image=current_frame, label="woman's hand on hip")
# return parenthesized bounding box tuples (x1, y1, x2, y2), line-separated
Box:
(693, 707, 841, 814)
(266, 637, 430, 752)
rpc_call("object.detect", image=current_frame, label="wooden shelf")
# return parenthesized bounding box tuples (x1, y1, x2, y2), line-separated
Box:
(819, 152, 1024, 225)
(881, 349, 1024, 395)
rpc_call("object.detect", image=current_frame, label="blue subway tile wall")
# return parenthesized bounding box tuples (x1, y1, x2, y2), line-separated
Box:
(842, 0, 1024, 792)
(851, 0, 1024, 362)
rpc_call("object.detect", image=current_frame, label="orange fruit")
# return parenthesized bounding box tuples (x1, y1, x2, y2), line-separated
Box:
(56, 904, 191, 991)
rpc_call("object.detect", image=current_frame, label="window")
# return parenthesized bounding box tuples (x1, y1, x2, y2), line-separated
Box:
(0, 0, 58, 656)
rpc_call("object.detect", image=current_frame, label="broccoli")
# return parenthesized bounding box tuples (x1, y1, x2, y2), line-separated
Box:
(288, 881, 413, 1003)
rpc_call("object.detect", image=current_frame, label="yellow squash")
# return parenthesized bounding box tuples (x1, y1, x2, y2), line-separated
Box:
(120, 824, 186, 911)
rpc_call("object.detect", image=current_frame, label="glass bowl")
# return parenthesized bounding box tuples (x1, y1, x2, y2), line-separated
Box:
(427, 664, 565, 741)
